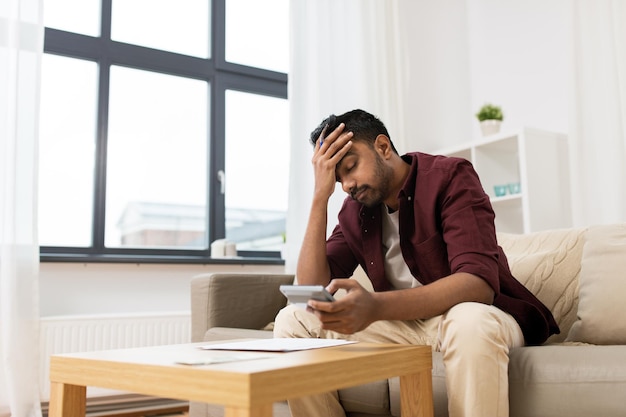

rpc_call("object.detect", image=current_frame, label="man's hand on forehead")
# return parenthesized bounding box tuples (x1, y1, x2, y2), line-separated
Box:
(311, 122, 353, 199)
(317, 123, 353, 161)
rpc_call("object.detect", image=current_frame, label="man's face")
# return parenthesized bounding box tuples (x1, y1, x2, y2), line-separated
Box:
(335, 140, 392, 207)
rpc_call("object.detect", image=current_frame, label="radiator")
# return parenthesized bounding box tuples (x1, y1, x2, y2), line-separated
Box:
(39, 312, 191, 401)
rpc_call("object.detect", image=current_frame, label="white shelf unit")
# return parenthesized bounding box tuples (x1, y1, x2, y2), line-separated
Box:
(436, 128, 571, 234)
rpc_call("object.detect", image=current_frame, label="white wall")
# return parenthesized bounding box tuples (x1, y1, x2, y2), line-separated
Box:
(466, 0, 570, 137)
(40, 262, 285, 317)
(398, 0, 473, 153)
(399, 0, 570, 152)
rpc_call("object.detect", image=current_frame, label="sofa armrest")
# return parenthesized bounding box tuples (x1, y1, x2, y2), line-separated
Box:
(190, 273, 295, 342)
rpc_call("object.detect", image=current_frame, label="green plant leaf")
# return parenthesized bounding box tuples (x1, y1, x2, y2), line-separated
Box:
(476, 103, 503, 121)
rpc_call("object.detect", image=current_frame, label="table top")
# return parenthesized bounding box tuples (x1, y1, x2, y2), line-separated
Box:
(50, 341, 432, 407)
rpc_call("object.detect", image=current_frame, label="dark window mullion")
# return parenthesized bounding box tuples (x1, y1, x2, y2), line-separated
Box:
(207, 0, 227, 247)
(43, 29, 103, 60)
(220, 72, 287, 100)
(101, 0, 112, 39)
(214, 0, 227, 65)
(107, 41, 213, 81)
(92, 0, 113, 251)
(92, 60, 110, 251)
(209, 78, 226, 244)
(44, 35, 214, 82)
(217, 60, 288, 85)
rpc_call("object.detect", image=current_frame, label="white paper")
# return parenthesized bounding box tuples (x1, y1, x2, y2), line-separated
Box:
(176, 352, 272, 366)
(201, 338, 358, 352)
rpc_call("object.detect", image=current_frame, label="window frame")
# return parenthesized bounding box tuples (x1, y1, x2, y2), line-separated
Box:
(40, 0, 288, 264)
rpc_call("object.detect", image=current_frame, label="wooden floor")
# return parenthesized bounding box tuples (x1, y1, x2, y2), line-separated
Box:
(97, 408, 188, 417)
(42, 394, 189, 417)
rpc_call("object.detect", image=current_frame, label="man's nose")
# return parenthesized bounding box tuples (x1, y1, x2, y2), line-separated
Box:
(341, 178, 355, 194)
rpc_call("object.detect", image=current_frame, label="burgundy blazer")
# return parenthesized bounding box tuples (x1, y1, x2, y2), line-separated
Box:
(325, 152, 559, 345)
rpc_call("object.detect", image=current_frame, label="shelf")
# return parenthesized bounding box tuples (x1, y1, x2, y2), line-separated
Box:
(437, 128, 571, 234)
(491, 193, 522, 204)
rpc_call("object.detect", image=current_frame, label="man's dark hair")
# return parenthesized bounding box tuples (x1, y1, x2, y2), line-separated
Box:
(309, 109, 398, 154)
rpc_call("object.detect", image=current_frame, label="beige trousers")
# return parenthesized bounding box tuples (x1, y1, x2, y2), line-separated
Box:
(273, 302, 524, 417)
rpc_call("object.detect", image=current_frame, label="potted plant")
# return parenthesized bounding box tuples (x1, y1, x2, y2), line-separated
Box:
(476, 103, 503, 136)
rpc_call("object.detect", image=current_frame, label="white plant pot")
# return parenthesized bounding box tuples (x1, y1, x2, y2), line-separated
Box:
(480, 119, 502, 136)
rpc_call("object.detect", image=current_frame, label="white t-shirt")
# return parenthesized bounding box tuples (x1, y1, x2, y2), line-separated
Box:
(381, 206, 422, 290)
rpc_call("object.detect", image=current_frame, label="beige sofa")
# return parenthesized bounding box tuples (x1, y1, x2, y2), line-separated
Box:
(189, 224, 626, 417)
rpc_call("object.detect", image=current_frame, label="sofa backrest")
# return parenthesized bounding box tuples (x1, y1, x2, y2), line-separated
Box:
(565, 223, 626, 345)
(497, 227, 587, 343)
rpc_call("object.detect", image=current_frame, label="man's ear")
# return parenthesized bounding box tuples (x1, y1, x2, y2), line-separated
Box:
(374, 135, 393, 159)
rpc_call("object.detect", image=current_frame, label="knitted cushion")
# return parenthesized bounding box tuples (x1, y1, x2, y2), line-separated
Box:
(566, 224, 626, 344)
(497, 227, 586, 343)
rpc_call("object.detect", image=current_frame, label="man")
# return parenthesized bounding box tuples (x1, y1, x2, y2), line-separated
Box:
(273, 109, 559, 417)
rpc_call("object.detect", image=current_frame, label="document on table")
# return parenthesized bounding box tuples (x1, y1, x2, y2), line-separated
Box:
(201, 338, 358, 352)
(176, 352, 273, 366)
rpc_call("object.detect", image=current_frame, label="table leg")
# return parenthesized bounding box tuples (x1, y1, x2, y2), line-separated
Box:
(400, 371, 434, 417)
(48, 381, 86, 417)
(224, 404, 273, 417)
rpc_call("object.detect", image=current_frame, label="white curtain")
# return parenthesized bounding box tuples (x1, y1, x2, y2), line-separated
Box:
(570, 0, 626, 226)
(0, 0, 43, 416)
(285, 0, 408, 273)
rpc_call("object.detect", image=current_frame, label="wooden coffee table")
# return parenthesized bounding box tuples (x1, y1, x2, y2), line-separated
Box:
(49, 341, 433, 417)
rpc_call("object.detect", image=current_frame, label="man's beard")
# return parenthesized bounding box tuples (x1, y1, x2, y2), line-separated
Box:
(350, 155, 391, 207)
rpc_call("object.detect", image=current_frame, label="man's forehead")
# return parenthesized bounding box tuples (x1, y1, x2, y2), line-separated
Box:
(336, 149, 358, 169)
(336, 142, 373, 180)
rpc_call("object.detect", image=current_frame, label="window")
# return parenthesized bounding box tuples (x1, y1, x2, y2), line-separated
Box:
(39, 0, 289, 262)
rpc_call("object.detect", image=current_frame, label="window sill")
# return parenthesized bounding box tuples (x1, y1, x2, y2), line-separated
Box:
(40, 253, 285, 265)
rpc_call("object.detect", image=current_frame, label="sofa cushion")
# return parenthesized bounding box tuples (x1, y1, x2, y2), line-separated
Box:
(566, 223, 626, 344)
(203, 327, 274, 342)
(497, 227, 586, 342)
(338, 380, 390, 416)
(508, 344, 626, 417)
